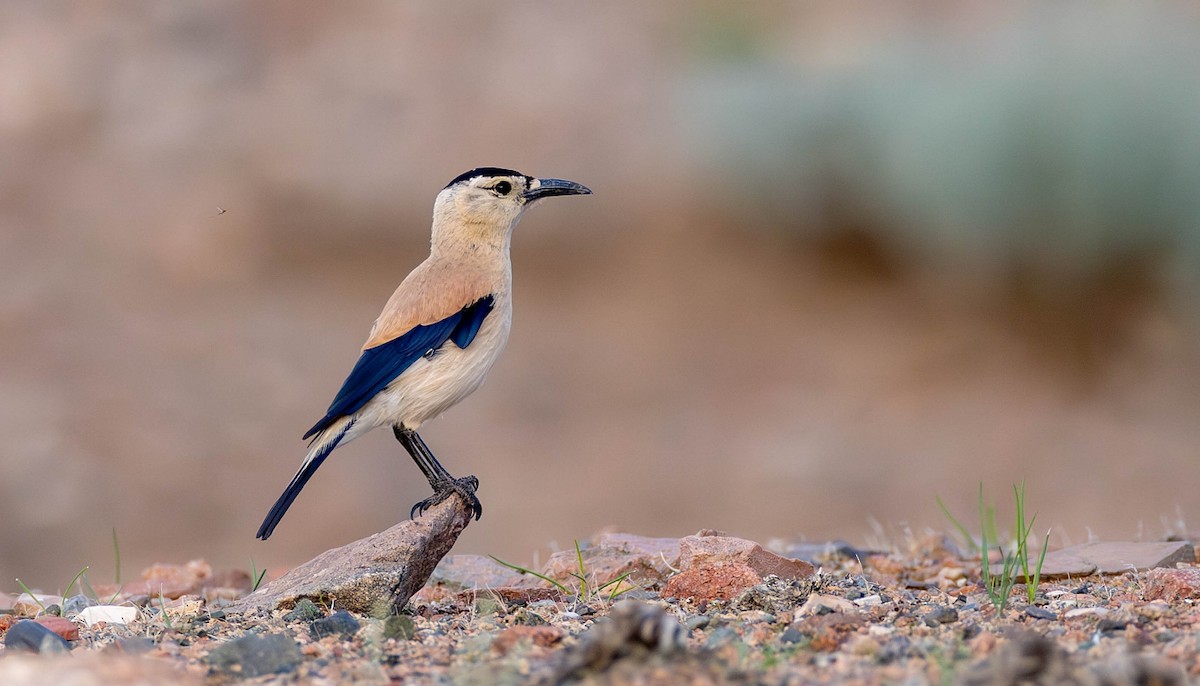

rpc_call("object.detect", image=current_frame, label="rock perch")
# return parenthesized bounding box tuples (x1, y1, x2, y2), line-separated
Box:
(232, 493, 475, 616)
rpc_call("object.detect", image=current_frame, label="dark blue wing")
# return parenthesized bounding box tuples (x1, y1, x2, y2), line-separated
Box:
(449, 295, 494, 348)
(302, 294, 495, 440)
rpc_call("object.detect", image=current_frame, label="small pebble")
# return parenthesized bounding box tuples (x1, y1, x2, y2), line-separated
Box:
(1025, 606, 1057, 621)
(684, 615, 710, 631)
(923, 606, 958, 626)
(311, 611, 361, 639)
(513, 608, 548, 626)
(780, 626, 805, 644)
(854, 595, 883, 607)
(4, 620, 71, 654)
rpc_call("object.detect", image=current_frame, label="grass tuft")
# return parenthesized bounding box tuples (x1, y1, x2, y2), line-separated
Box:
(938, 481, 1049, 613)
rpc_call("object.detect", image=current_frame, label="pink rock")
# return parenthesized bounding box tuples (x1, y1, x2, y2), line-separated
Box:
(33, 616, 79, 641)
(540, 532, 682, 590)
(678, 531, 814, 580)
(661, 563, 763, 601)
(1144, 566, 1200, 601)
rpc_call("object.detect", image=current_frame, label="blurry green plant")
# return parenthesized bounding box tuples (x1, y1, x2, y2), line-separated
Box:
(679, 4, 1200, 317)
(938, 482, 1049, 613)
(249, 559, 268, 593)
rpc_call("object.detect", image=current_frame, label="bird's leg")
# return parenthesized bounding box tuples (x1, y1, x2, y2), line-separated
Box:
(393, 426, 482, 521)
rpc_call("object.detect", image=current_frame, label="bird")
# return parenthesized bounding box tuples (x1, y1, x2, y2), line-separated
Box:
(256, 167, 591, 540)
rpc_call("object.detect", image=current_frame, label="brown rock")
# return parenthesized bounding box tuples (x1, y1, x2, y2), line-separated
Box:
(661, 563, 762, 601)
(1144, 566, 1200, 601)
(228, 492, 475, 615)
(491, 625, 564, 655)
(32, 617, 79, 641)
(540, 532, 682, 590)
(994, 541, 1195, 580)
(678, 531, 815, 580)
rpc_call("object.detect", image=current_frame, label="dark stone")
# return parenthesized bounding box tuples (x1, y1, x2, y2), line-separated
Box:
(513, 608, 548, 626)
(1024, 606, 1057, 621)
(780, 626, 806, 644)
(923, 606, 959, 626)
(4, 620, 71, 653)
(207, 633, 302, 678)
(283, 598, 324, 622)
(311, 611, 360, 639)
(43, 604, 61, 617)
(382, 614, 416, 640)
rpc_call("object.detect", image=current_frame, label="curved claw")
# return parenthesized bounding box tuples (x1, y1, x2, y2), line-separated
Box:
(409, 475, 482, 521)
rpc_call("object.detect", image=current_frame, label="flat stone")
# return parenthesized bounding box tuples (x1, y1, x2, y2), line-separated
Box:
(991, 541, 1195, 580)
(206, 633, 302, 678)
(229, 492, 475, 616)
(1144, 566, 1200, 601)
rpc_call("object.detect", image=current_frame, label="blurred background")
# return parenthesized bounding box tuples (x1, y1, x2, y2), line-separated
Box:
(3, 1, 1200, 585)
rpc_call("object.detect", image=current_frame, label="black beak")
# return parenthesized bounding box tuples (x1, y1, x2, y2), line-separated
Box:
(523, 178, 592, 202)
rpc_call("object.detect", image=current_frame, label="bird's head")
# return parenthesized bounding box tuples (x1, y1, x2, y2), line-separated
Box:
(431, 167, 590, 248)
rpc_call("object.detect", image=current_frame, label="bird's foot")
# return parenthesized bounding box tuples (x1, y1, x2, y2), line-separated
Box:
(410, 475, 482, 521)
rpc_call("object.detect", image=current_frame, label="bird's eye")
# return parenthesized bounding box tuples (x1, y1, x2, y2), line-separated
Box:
(493, 181, 512, 196)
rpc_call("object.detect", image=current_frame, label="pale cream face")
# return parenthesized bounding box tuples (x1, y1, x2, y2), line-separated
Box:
(448, 174, 532, 227)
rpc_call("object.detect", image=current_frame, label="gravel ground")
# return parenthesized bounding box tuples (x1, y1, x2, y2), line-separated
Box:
(1, 532, 1196, 685)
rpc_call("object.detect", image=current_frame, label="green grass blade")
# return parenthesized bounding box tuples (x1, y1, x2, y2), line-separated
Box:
(936, 494, 979, 553)
(62, 566, 90, 600)
(488, 555, 571, 595)
(15, 578, 48, 614)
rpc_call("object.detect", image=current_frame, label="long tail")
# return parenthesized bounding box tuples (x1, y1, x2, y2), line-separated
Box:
(256, 417, 356, 540)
